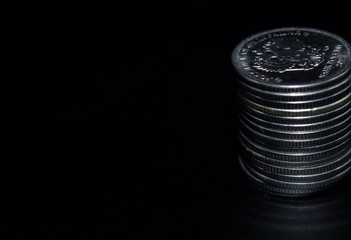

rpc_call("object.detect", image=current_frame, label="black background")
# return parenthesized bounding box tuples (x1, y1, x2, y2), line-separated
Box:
(6, 1, 351, 239)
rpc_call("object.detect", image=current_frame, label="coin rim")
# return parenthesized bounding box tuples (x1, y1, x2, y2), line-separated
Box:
(239, 99, 351, 124)
(240, 106, 351, 131)
(238, 155, 349, 196)
(236, 73, 351, 99)
(238, 83, 351, 109)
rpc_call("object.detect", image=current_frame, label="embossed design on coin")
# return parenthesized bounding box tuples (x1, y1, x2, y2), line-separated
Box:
(232, 28, 351, 86)
(252, 38, 328, 73)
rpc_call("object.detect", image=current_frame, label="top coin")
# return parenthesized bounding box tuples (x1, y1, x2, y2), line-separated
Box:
(232, 28, 351, 90)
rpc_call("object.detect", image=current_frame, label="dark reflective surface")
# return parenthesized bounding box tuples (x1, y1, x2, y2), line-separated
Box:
(7, 1, 351, 239)
(191, 158, 351, 240)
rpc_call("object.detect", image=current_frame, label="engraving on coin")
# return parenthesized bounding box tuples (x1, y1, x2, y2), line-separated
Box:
(319, 44, 344, 78)
(252, 38, 328, 73)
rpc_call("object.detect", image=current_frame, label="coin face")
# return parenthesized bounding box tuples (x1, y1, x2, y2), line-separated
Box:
(232, 28, 351, 88)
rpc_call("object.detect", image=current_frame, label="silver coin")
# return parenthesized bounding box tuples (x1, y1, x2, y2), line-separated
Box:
(238, 83, 351, 109)
(232, 28, 351, 92)
(241, 106, 351, 131)
(239, 155, 351, 189)
(238, 155, 349, 196)
(239, 113, 351, 140)
(247, 152, 351, 183)
(238, 131, 351, 162)
(239, 98, 351, 124)
(245, 147, 351, 175)
(239, 128, 351, 155)
(250, 161, 351, 184)
(239, 90, 351, 116)
(239, 122, 351, 149)
(239, 139, 350, 168)
(236, 73, 351, 101)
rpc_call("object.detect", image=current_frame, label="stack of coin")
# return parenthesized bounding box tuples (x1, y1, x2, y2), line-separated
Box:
(231, 27, 351, 196)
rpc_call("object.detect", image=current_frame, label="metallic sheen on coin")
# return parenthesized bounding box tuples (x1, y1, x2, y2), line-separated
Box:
(232, 27, 351, 196)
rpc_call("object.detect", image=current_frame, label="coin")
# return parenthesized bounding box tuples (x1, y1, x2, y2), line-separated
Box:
(238, 83, 351, 109)
(236, 74, 351, 101)
(240, 127, 351, 150)
(239, 114, 351, 142)
(251, 163, 351, 184)
(243, 160, 351, 189)
(239, 99, 351, 125)
(239, 139, 350, 168)
(238, 155, 350, 196)
(238, 131, 351, 162)
(232, 28, 351, 92)
(247, 151, 351, 183)
(245, 147, 351, 175)
(239, 90, 351, 117)
(241, 106, 351, 131)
